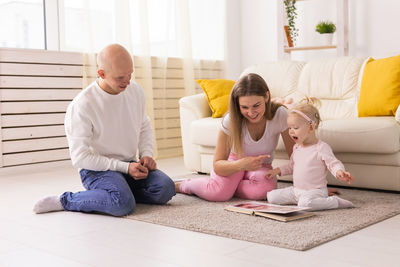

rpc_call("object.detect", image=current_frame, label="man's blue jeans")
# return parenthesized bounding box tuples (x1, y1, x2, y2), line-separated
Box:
(60, 168, 176, 216)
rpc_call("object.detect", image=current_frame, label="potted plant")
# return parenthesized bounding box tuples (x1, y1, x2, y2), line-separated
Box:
(315, 20, 336, 45)
(284, 0, 298, 47)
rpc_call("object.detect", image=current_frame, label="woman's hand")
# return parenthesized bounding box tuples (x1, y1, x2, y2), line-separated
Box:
(239, 154, 270, 171)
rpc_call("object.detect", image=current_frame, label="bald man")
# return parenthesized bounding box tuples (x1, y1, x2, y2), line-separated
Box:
(33, 44, 176, 216)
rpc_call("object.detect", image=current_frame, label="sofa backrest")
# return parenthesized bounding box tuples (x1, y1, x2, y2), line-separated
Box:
(289, 57, 365, 120)
(240, 61, 305, 98)
(241, 57, 366, 120)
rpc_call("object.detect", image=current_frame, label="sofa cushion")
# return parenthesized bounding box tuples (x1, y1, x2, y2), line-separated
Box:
(318, 117, 399, 154)
(240, 61, 305, 98)
(292, 57, 365, 120)
(191, 117, 222, 146)
(196, 79, 236, 118)
(357, 55, 400, 117)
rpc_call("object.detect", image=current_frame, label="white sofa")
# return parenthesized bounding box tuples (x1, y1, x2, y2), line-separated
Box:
(179, 57, 400, 191)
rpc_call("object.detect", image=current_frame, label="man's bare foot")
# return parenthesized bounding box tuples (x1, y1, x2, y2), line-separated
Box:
(174, 181, 182, 193)
(328, 188, 340, 196)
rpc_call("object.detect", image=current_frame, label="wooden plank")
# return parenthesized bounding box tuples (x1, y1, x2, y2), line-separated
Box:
(0, 89, 81, 101)
(155, 128, 181, 139)
(134, 56, 183, 69)
(154, 108, 179, 119)
(0, 63, 84, 76)
(2, 125, 65, 140)
(194, 70, 224, 79)
(2, 148, 70, 166)
(0, 48, 84, 65)
(156, 137, 182, 149)
(284, 45, 337, 52)
(157, 147, 183, 159)
(153, 89, 185, 98)
(1, 101, 70, 114)
(153, 99, 179, 109)
(2, 113, 65, 127)
(135, 68, 183, 79)
(3, 137, 68, 153)
(154, 118, 180, 129)
(0, 76, 82, 88)
(135, 78, 184, 89)
(134, 66, 223, 79)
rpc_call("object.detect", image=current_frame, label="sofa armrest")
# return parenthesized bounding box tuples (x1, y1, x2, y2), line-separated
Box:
(179, 93, 212, 172)
(179, 93, 212, 119)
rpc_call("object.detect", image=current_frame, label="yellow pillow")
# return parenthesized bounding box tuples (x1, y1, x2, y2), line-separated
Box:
(197, 79, 236, 118)
(358, 55, 400, 116)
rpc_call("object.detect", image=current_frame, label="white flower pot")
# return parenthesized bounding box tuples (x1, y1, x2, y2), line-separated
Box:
(319, 33, 334, 46)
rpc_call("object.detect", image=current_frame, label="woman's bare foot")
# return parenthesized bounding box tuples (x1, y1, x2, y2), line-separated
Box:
(328, 188, 340, 196)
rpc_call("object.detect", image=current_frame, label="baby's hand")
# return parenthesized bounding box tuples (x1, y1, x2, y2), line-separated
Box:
(336, 170, 354, 184)
(265, 168, 280, 179)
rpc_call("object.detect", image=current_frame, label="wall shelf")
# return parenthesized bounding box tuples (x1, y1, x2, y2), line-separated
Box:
(278, 0, 349, 59)
(284, 45, 337, 52)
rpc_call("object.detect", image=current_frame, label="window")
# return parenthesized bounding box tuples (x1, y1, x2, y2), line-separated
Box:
(1, 0, 225, 60)
(60, 0, 113, 52)
(0, 0, 45, 49)
(59, 0, 225, 59)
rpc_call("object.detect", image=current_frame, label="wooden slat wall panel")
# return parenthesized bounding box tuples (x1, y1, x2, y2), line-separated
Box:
(0, 48, 224, 165)
(154, 109, 180, 119)
(0, 89, 81, 101)
(3, 137, 68, 153)
(2, 149, 70, 167)
(154, 118, 180, 129)
(0, 63, 84, 76)
(2, 125, 66, 140)
(1, 101, 70, 114)
(0, 48, 84, 64)
(0, 76, 82, 88)
(2, 114, 65, 127)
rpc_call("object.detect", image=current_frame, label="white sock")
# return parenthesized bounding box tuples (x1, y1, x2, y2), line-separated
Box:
(334, 196, 354, 209)
(33, 195, 64, 214)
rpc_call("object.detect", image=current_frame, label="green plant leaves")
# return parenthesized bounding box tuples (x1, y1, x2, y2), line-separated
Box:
(284, 0, 298, 44)
(315, 21, 336, 34)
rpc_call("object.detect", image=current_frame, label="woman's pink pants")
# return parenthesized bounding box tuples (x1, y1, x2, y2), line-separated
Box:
(179, 153, 277, 201)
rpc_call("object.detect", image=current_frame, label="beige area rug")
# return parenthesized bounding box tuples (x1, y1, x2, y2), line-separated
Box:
(126, 174, 400, 251)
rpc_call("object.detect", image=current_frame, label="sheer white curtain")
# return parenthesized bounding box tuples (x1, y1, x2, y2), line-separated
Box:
(59, 0, 225, 157)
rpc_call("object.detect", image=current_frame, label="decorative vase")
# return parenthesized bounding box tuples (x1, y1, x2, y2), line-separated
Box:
(319, 33, 334, 46)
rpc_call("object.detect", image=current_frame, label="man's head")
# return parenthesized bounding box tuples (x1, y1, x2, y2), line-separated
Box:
(97, 44, 133, 95)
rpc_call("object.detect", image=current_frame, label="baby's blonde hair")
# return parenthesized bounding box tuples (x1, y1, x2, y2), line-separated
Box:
(290, 97, 322, 128)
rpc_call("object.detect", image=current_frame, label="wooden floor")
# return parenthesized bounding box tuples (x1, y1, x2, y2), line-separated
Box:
(0, 157, 398, 267)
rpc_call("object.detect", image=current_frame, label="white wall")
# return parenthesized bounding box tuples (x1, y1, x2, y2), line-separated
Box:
(226, 0, 400, 78)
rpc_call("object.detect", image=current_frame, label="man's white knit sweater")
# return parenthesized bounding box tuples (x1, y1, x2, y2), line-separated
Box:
(64, 80, 153, 174)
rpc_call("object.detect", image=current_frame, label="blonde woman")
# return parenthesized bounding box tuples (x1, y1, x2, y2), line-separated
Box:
(175, 73, 294, 201)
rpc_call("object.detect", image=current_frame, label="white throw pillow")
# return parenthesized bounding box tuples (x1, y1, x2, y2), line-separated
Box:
(396, 105, 400, 123)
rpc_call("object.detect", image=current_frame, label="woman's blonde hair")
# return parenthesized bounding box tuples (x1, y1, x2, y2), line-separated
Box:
(225, 73, 282, 157)
(290, 97, 322, 128)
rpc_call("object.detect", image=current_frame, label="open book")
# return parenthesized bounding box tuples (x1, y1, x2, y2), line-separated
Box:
(225, 201, 314, 222)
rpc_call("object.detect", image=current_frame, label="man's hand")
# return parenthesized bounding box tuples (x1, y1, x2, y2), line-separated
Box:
(336, 170, 354, 184)
(128, 162, 149, 180)
(140, 156, 157, 170)
(265, 168, 281, 179)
